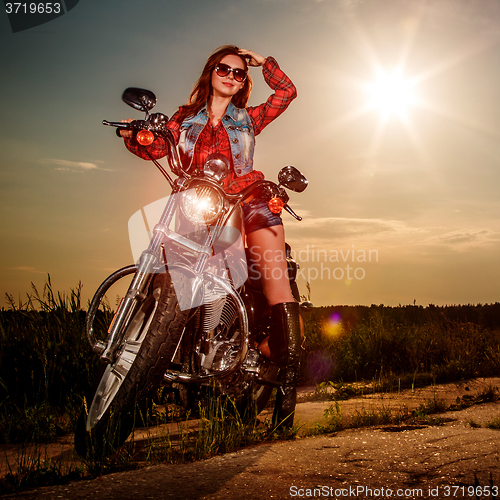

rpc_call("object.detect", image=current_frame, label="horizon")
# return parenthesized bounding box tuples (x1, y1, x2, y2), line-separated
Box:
(1, 0, 500, 308)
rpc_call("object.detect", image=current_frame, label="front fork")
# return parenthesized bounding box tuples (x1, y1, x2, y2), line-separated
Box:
(97, 184, 217, 365)
(99, 190, 180, 364)
(100, 253, 158, 363)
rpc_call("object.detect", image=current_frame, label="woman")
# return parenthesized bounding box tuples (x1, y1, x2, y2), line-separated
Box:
(120, 45, 300, 430)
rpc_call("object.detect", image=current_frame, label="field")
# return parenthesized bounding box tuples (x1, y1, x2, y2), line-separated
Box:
(1, 278, 499, 492)
(301, 302, 500, 387)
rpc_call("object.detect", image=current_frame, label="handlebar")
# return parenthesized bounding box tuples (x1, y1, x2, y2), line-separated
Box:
(103, 117, 186, 178)
(103, 118, 303, 221)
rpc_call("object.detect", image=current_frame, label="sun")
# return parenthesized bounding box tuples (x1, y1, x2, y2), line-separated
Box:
(366, 69, 418, 120)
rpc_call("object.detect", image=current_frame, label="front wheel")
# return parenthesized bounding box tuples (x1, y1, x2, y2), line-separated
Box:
(74, 271, 189, 459)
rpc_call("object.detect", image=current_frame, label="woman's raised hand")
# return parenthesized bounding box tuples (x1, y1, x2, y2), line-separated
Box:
(238, 48, 266, 67)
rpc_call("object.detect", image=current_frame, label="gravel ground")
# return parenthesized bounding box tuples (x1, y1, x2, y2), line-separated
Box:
(2, 378, 500, 500)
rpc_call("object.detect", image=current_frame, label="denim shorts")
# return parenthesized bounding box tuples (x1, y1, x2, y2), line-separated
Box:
(241, 198, 283, 234)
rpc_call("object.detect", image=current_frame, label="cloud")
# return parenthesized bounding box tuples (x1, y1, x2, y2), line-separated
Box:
(42, 159, 101, 171)
(285, 217, 500, 256)
(13, 266, 47, 274)
(286, 216, 426, 244)
(424, 228, 499, 248)
(300, 216, 410, 232)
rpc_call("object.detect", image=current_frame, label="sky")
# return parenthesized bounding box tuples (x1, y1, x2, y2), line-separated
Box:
(1, 0, 500, 308)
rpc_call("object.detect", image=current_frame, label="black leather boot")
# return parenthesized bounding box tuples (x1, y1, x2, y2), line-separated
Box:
(268, 302, 301, 430)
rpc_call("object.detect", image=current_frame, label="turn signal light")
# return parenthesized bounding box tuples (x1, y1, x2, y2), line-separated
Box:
(268, 197, 284, 214)
(137, 129, 155, 146)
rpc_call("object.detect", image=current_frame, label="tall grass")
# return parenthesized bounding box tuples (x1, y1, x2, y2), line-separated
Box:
(1, 443, 83, 493)
(3, 279, 500, 444)
(144, 392, 276, 466)
(0, 276, 111, 443)
(2, 279, 500, 440)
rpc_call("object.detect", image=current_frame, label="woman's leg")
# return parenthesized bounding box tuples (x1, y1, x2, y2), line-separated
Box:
(246, 225, 294, 306)
(246, 225, 301, 429)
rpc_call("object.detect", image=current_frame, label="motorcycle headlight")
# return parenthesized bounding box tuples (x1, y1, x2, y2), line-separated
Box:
(180, 186, 224, 225)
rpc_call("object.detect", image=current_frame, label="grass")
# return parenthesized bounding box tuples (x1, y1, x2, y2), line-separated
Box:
(0, 276, 107, 445)
(308, 384, 499, 436)
(0, 393, 294, 494)
(2, 381, 498, 494)
(484, 417, 500, 430)
(302, 303, 500, 386)
(2, 278, 500, 492)
(448, 384, 500, 411)
(467, 417, 500, 430)
(463, 388, 500, 430)
(2, 279, 500, 446)
(1, 443, 84, 494)
(143, 392, 290, 466)
(309, 398, 446, 435)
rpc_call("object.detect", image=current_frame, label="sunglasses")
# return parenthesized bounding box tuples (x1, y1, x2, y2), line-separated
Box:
(214, 63, 247, 83)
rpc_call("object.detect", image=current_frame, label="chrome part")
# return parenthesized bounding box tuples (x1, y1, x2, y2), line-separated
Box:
(219, 292, 238, 329)
(101, 252, 158, 363)
(86, 287, 161, 431)
(202, 296, 227, 332)
(122, 87, 157, 114)
(101, 191, 180, 364)
(204, 272, 249, 366)
(215, 349, 272, 400)
(201, 336, 238, 372)
(278, 166, 308, 193)
(199, 293, 240, 372)
(92, 340, 106, 355)
(203, 153, 230, 181)
(201, 275, 236, 331)
(241, 348, 261, 375)
(300, 300, 314, 312)
(163, 271, 249, 383)
(283, 203, 302, 221)
(154, 223, 212, 256)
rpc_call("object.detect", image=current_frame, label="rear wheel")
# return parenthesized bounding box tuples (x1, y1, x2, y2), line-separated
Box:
(253, 363, 280, 414)
(233, 362, 279, 420)
(74, 271, 190, 459)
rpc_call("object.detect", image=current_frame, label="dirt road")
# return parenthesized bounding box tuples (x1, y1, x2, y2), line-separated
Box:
(3, 378, 500, 500)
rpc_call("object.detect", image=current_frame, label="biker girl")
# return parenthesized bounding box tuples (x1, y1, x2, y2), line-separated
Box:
(119, 45, 300, 429)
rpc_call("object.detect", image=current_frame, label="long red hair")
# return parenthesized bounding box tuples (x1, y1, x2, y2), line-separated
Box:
(177, 45, 253, 124)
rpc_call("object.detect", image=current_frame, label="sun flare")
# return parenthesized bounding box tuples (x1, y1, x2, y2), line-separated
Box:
(366, 70, 417, 119)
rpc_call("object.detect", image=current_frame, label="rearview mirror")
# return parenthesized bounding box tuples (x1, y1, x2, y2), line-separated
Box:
(122, 87, 157, 114)
(278, 166, 308, 193)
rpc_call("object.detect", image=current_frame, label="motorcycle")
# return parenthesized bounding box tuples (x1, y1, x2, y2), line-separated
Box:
(74, 87, 310, 458)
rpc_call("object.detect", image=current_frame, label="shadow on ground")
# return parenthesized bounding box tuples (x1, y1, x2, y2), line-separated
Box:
(2, 377, 500, 499)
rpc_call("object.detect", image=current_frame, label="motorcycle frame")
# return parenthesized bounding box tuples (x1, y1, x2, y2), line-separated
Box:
(87, 119, 306, 385)
(86, 129, 253, 384)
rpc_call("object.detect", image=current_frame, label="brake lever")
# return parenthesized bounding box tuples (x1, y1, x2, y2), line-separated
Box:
(284, 204, 302, 221)
(102, 120, 131, 128)
(102, 119, 149, 129)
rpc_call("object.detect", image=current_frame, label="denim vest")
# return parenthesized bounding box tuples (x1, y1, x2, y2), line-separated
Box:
(178, 102, 255, 177)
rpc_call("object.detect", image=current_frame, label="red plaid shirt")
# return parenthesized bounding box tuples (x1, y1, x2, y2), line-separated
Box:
(124, 56, 297, 193)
